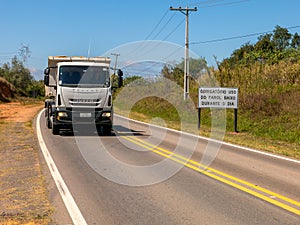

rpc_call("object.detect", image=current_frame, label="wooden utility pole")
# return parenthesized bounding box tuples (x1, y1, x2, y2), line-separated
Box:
(170, 6, 197, 100)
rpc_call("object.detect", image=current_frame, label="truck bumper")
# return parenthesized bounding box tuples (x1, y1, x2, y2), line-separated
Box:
(53, 107, 113, 127)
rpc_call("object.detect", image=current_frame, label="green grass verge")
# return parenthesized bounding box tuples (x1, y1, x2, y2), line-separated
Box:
(114, 95, 300, 159)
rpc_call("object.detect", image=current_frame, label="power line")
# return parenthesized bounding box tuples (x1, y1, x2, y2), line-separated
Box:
(122, 10, 176, 61)
(190, 25, 300, 45)
(151, 12, 177, 40)
(133, 18, 185, 60)
(189, 0, 249, 8)
(189, 0, 227, 6)
(0, 52, 17, 57)
(162, 18, 185, 41)
(117, 6, 189, 63)
(198, 0, 250, 8)
(145, 9, 169, 40)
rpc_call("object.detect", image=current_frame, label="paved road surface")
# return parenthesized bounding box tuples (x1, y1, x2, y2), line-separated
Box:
(36, 111, 300, 225)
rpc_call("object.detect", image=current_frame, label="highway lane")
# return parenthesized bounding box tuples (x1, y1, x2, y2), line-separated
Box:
(37, 111, 300, 224)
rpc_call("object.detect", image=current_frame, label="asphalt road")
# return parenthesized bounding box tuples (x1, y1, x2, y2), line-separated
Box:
(36, 111, 300, 225)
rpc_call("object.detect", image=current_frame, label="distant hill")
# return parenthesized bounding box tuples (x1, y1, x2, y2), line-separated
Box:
(0, 77, 16, 102)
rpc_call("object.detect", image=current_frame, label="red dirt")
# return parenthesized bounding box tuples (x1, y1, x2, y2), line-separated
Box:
(0, 102, 43, 122)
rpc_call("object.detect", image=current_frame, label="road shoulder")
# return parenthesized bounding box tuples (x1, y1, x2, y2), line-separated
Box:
(0, 101, 53, 224)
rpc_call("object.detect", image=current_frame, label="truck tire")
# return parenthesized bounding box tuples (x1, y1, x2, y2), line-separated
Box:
(46, 105, 52, 129)
(46, 114, 52, 129)
(102, 125, 112, 135)
(47, 119, 52, 129)
(52, 124, 60, 135)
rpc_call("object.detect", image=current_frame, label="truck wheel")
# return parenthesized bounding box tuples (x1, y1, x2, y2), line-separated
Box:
(46, 114, 52, 129)
(52, 124, 60, 135)
(46, 105, 52, 129)
(102, 125, 112, 135)
(46, 119, 51, 129)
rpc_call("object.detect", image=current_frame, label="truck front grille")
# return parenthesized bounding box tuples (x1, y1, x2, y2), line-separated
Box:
(69, 98, 101, 106)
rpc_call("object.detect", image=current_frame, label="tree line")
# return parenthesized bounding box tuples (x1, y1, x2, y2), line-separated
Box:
(0, 56, 44, 99)
(156, 25, 299, 143)
(215, 25, 300, 88)
(160, 26, 300, 112)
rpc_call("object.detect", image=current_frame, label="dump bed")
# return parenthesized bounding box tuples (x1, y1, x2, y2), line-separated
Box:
(48, 56, 111, 67)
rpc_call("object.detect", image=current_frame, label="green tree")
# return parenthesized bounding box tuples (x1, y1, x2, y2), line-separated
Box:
(0, 56, 34, 96)
(26, 80, 45, 98)
(229, 42, 255, 65)
(176, 57, 208, 79)
(272, 25, 292, 51)
(291, 32, 300, 48)
(10, 56, 33, 90)
(161, 64, 184, 87)
(255, 33, 274, 56)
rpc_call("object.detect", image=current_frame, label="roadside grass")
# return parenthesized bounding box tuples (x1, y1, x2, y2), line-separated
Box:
(0, 103, 53, 224)
(114, 95, 300, 159)
(16, 97, 45, 106)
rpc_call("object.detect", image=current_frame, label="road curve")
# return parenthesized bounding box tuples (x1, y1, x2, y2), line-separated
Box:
(36, 111, 300, 225)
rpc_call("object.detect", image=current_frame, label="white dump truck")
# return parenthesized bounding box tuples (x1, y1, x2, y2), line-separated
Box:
(44, 56, 123, 135)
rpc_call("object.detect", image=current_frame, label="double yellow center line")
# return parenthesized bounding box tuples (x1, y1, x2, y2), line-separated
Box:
(116, 130, 300, 216)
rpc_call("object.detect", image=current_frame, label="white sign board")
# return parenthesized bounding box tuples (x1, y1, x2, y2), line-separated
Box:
(198, 87, 238, 109)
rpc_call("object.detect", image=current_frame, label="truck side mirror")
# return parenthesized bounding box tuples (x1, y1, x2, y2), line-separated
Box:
(44, 68, 50, 86)
(44, 74, 49, 86)
(44, 67, 50, 75)
(117, 69, 123, 88)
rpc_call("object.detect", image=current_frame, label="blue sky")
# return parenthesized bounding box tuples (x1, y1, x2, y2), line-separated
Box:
(1, 0, 300, 79)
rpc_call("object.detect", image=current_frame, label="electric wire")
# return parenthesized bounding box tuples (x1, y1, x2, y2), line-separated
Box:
(162, 18, 185, 41)
(145, 9, 169, 40)
(190, 25, 300, 45)
(198, 0, 250, 8)
(189, 0, 227, 7)
(119, 10, 176, 62)
(0, 52, 17, 56)
(117, 0, 260, 76)
(151, 12, 177, 40)
(189, 0, 249, 8)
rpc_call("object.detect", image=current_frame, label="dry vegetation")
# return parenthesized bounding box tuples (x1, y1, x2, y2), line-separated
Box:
(114, 26, 300, 159)
(0, 101, 53, 225)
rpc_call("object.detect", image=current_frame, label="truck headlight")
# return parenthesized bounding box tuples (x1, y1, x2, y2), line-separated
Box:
(57, 112, 68, 120)
(102, 112, 111, 117)
(58, 112, 68, 117)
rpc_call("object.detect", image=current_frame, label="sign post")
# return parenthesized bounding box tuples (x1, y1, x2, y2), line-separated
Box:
(234, 108, 238, 133)
(198, 87, 239, 132)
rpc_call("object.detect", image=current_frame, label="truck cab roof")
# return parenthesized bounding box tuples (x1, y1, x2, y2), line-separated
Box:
(48, 56, 111, 68)
(57, 61, 110, 67)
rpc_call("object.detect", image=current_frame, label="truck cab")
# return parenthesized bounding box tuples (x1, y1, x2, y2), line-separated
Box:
(44, 56, 121, 135)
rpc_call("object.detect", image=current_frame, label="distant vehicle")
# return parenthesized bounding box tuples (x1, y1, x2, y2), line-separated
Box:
(44, 56, 123, 135)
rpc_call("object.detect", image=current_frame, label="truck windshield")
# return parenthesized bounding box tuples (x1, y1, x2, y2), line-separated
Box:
(59, 66, 110, 87)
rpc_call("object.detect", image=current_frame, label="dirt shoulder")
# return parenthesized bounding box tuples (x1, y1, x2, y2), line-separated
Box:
(0, 102, 44, 123)
(0, 101, 53, 225)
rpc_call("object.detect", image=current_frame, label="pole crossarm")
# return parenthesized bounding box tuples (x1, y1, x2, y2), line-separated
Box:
(169, 6, 197, 15)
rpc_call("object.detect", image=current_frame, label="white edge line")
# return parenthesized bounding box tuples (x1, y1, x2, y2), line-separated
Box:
(115, 114, 300, 164)
(36, 110, 88, 225)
